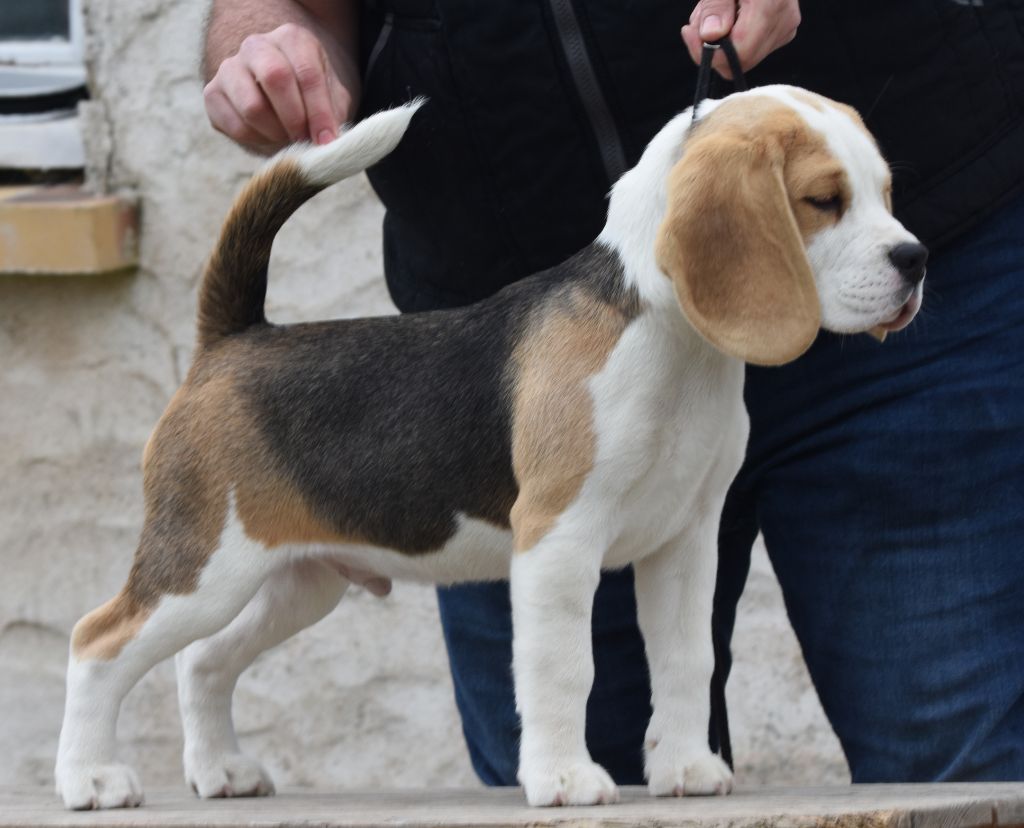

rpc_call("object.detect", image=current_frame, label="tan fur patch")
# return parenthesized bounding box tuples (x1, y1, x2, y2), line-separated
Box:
(509, 289, 632, 552)
(70, 375, 236, 661)
(71, 593, 150, 661)
(704, 97, 850, 230)
(235, 469, 357, 548)
(809, 94, 884, 159)
(788, 88, 870, 133)
(139, 351, 357, 562)
(789, 89, 826, 112)
(699, 95, 858, 240)
(786, 150, 851, 240)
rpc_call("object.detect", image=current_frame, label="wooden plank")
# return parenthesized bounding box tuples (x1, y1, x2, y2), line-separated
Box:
(2, 785, 1023, 828)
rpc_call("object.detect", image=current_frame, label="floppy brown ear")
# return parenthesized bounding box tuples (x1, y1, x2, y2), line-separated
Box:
(655, 132, 821, 366)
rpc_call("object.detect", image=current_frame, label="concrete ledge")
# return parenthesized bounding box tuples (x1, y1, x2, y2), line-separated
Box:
(3, 784, 1023, 828)
(0, 185, 138, 275)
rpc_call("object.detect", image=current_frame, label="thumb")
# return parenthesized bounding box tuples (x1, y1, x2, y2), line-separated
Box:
(695, 0, 738, 41)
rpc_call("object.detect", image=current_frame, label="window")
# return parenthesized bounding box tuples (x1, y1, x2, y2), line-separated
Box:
(0, 0, 137, 275)
(0, 0, 84, 67)
(0, 0, 87, 174)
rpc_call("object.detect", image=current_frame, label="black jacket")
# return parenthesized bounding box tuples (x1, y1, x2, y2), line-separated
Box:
(359, 0, 1024, 313)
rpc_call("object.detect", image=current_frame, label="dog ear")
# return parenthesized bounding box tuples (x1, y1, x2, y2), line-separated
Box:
(655, 132, 821, 366)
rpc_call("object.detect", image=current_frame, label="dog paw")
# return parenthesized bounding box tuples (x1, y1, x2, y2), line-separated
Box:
(520, 760, 619, 806)
(186, 752, 276, 799)
(56, 762, 144, 810)
(647, 750, 733, 797)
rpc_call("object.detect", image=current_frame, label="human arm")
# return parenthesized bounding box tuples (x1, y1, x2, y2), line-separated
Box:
(681, 0, 801, 80)
(202, 0, 360, 155)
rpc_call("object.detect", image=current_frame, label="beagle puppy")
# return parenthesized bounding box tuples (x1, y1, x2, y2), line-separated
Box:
(56, 85, 926, 810)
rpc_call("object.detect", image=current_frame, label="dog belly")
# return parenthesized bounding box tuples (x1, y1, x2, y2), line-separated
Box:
(297, 513, 513, 586)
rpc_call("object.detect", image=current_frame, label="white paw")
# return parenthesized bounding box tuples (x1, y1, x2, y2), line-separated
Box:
(56, 762, 144, 810)
(186, 752, 276, 799)
(646, 750, 733, 797)
(520, 760, 620, 806)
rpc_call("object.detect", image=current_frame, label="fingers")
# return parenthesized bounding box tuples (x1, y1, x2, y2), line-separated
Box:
(272, 24, 344, 147)
(680, 20, 706, 67)
(204, 22, 350, 155)
(681, 0, 738, 64)
(691, 0, 738, 41)
(726, 0, 800, 76)
(241, 37, 310, 144)
(202, 85, 282, 156)
(682, 0, 801, 80)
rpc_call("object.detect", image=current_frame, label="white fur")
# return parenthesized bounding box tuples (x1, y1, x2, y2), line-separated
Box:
(287, 98, 425, 187)
(58, 87, 923, 810)
(176, 559, 349, 798)
(312, 515, 512, 585)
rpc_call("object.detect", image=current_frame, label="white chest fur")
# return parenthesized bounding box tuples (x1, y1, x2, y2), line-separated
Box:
(559, 309, 747, 571)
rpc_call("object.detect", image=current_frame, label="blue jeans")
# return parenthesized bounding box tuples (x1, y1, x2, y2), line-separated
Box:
(437, 194, 1024, 785)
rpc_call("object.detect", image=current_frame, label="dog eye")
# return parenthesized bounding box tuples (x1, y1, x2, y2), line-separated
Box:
(804, 194, 843, 213)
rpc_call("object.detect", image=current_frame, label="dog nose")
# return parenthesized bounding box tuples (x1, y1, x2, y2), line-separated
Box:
(888, 242, 929, 284)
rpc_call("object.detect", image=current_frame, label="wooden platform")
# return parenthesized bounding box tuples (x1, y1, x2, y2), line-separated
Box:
(3, 785, 1023, 828)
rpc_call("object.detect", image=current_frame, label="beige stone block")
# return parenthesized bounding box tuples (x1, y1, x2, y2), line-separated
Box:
(0, 185, 138, 275)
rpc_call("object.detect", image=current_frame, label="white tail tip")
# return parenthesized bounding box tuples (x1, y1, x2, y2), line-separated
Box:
(292, 98, 427, 187)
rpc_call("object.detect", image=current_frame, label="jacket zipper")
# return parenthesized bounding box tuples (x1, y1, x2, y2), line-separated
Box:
(547, 0, 628, 185)
(364, 12, 394, 83)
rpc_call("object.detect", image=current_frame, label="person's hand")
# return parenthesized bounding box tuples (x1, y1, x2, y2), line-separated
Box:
(682, 0, 801, 80)
(203, 22, 356, 155)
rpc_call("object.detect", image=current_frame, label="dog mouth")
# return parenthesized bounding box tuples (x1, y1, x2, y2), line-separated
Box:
(876, 283, 923, 333)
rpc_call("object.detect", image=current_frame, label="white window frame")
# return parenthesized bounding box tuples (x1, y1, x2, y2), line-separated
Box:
(0, 0, 85, 67)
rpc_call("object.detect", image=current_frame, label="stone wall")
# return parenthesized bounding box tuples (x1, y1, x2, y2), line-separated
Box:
(0, 0, 847, 794)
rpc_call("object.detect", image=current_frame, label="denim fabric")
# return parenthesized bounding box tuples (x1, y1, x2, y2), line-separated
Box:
(436, 193, 1024, 785)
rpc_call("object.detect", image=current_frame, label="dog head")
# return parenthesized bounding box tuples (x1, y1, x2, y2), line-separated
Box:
(655, 86, 925, 366)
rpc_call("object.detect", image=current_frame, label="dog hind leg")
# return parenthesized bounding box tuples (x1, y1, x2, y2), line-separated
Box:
(176, 558, 349, 798)
(55, 509, 277, 810)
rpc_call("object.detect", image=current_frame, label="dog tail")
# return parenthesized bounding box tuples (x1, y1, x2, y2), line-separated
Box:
(196, 99, 425, 348)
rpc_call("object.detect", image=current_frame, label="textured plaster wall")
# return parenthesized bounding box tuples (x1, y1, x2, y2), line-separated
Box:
(0, 0, 847, 794)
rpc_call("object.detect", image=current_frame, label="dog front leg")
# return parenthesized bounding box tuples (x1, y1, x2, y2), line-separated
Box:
(633, 526, 733, 797)
(510, 535, 618, 806)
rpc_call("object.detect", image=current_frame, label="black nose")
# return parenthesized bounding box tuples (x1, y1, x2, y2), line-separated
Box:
(889, 242, 929, 284)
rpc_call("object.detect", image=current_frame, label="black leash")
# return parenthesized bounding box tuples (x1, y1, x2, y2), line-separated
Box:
(692, 36, 748, 122)
(711, 624, 734, 771)
(692, 36, 747, 772)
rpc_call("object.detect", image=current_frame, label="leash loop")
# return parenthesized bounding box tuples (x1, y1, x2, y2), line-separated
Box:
(692, 35, 748, 121)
